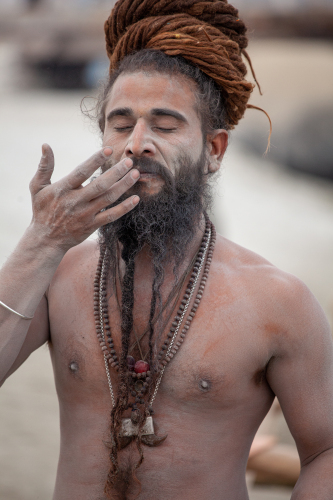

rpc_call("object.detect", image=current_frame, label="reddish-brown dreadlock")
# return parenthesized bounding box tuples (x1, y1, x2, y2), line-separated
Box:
(104, 0, 270, 132)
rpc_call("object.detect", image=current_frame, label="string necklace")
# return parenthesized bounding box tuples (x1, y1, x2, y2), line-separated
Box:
(93, 217, 216, 442)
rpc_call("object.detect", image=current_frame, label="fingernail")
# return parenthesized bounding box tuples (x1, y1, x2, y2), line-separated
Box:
(131, 169, 140, 179)
(103, 147, 113, 157)
(124, 158, 133, 168)
(132, 196, 140, 205)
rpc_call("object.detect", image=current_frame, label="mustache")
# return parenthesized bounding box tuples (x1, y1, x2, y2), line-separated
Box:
(131, 157, 167, 175)
(131, 157, 175, 190)
(105, 156, 175, 189)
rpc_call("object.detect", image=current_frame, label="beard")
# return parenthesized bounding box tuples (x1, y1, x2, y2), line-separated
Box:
(99, 150, 212, 271)
(99, 151, 213, 494)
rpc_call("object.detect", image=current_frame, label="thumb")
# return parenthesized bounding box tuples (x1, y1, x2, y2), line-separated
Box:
(29, 144, 55, 195)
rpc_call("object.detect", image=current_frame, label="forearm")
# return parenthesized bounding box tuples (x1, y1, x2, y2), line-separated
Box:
(291, 448, 333, 499)
(0, 224, 65, 379)
(0, 144, 138, 380)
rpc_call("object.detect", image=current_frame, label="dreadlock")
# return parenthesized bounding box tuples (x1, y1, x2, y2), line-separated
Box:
(106, 231, 144, 497)
(106, 230, 170, 493)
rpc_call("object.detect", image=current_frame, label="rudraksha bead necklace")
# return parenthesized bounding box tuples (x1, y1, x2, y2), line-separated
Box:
(118, 242, 201, 362)
(124, 249, 197, 361)
(94, 217, 216, 419)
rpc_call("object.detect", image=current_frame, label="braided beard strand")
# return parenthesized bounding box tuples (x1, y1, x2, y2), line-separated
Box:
(99, 152, 212, 496)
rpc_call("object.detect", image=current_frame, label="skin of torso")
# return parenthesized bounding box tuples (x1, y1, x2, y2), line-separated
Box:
(47, 234, 288, 500)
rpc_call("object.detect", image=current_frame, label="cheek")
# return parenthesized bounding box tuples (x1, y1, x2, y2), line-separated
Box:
(102, 130, 115, 147)
(102, 132, 125, 161)
(170, 135, 204, 169)
(176, 126, 204, 153)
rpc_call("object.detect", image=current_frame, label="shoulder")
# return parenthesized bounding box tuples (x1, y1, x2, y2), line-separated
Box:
(50, 238, 101, 288)
(213, 233, 290, 291)
(62, 238, 100, 265)
(214, 232, 306, 294)
(213, 234, 331, 345)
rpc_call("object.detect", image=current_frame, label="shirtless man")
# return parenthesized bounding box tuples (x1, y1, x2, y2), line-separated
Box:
(1, 1, 333, 499)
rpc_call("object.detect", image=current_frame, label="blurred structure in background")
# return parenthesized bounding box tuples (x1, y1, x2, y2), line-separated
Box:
(237, 0, 333, 39)
(1, 0, 333, 87)
(1, 0, 332, 178)
(0, 0, 115, 88)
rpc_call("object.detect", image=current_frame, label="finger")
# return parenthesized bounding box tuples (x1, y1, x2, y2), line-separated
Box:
(91, 169, 140, 212)
(82, 157, 133, 202)
(94, 195, 140, 228)
(62, 147, 113, 190)
(29, 144, 55, 195)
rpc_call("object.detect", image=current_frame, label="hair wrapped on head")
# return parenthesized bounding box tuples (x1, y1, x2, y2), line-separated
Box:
(104, 0, 267, 131)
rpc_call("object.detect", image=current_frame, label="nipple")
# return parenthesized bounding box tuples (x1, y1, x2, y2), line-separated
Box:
(199, 379, 211, 392)
(69, 361, 79, 373)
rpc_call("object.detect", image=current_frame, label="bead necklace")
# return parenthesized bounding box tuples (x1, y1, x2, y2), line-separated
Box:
(94, 217, 216, 437)
(116, 242, 201, 363)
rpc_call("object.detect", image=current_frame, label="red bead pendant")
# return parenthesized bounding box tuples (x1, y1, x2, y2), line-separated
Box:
(134, 360, 150, 373)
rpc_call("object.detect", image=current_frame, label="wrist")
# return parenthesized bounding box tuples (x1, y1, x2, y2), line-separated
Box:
(20, 224, 68, 264)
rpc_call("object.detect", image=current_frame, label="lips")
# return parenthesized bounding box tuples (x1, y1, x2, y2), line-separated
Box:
(130, 157, 174, 187)
(136, 167, 159, 175)
(136, 169, 160, 178)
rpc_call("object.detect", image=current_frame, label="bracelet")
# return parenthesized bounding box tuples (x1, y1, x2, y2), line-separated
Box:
(0, 300, 34, 320)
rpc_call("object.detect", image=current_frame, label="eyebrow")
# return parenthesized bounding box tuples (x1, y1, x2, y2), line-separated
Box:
(106, 107, 133, 121)
(106, 107, 188, 124)
(151, 108, 188, 124)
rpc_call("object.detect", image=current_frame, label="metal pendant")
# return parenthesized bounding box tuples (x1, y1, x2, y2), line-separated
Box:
(120, 416, 154, 437)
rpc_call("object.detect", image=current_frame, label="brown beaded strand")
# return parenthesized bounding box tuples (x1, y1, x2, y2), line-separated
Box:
(94, 248, 119, 371)
(156, 220, 214, 371)
(149, 219, 215, 407)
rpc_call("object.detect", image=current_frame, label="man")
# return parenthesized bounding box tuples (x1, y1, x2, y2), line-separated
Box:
(1, 1, 333, 499)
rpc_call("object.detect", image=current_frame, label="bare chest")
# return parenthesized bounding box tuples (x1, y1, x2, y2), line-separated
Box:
(48, 266, 274, 419)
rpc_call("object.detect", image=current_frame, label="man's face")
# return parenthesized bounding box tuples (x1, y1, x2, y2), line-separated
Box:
(102, 71, 206, 195)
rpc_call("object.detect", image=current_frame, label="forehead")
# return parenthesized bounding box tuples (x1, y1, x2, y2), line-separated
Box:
(105, 71, 200, 122)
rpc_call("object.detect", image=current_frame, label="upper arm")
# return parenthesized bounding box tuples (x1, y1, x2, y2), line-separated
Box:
(1, 294, 50, 384)
(266, 277, 333, 464)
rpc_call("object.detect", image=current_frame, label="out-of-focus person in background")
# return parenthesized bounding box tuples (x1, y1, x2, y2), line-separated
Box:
(0, 1, 333, 500)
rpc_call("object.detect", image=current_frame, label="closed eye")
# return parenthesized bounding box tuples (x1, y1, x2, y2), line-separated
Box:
(114, 126, 133, 131)
(155, 127, 177, 133)
(114, 126, 177, 133)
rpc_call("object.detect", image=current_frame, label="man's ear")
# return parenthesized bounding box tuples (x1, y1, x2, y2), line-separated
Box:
(206, 129, 228, 173)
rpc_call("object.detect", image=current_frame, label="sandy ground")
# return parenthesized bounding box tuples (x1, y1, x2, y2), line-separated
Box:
(0, 38, 332, 499)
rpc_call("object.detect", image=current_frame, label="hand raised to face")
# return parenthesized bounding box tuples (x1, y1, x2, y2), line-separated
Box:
(28, 144, 140, 252)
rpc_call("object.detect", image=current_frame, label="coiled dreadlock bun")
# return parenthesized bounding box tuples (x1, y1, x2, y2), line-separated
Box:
(104, 0, 257, 129)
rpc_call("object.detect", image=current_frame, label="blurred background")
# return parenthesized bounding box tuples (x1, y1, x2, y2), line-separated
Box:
(0, 0, 332, 499)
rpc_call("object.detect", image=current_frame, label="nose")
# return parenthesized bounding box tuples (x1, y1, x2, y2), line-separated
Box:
(125, 121, 156, 158)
